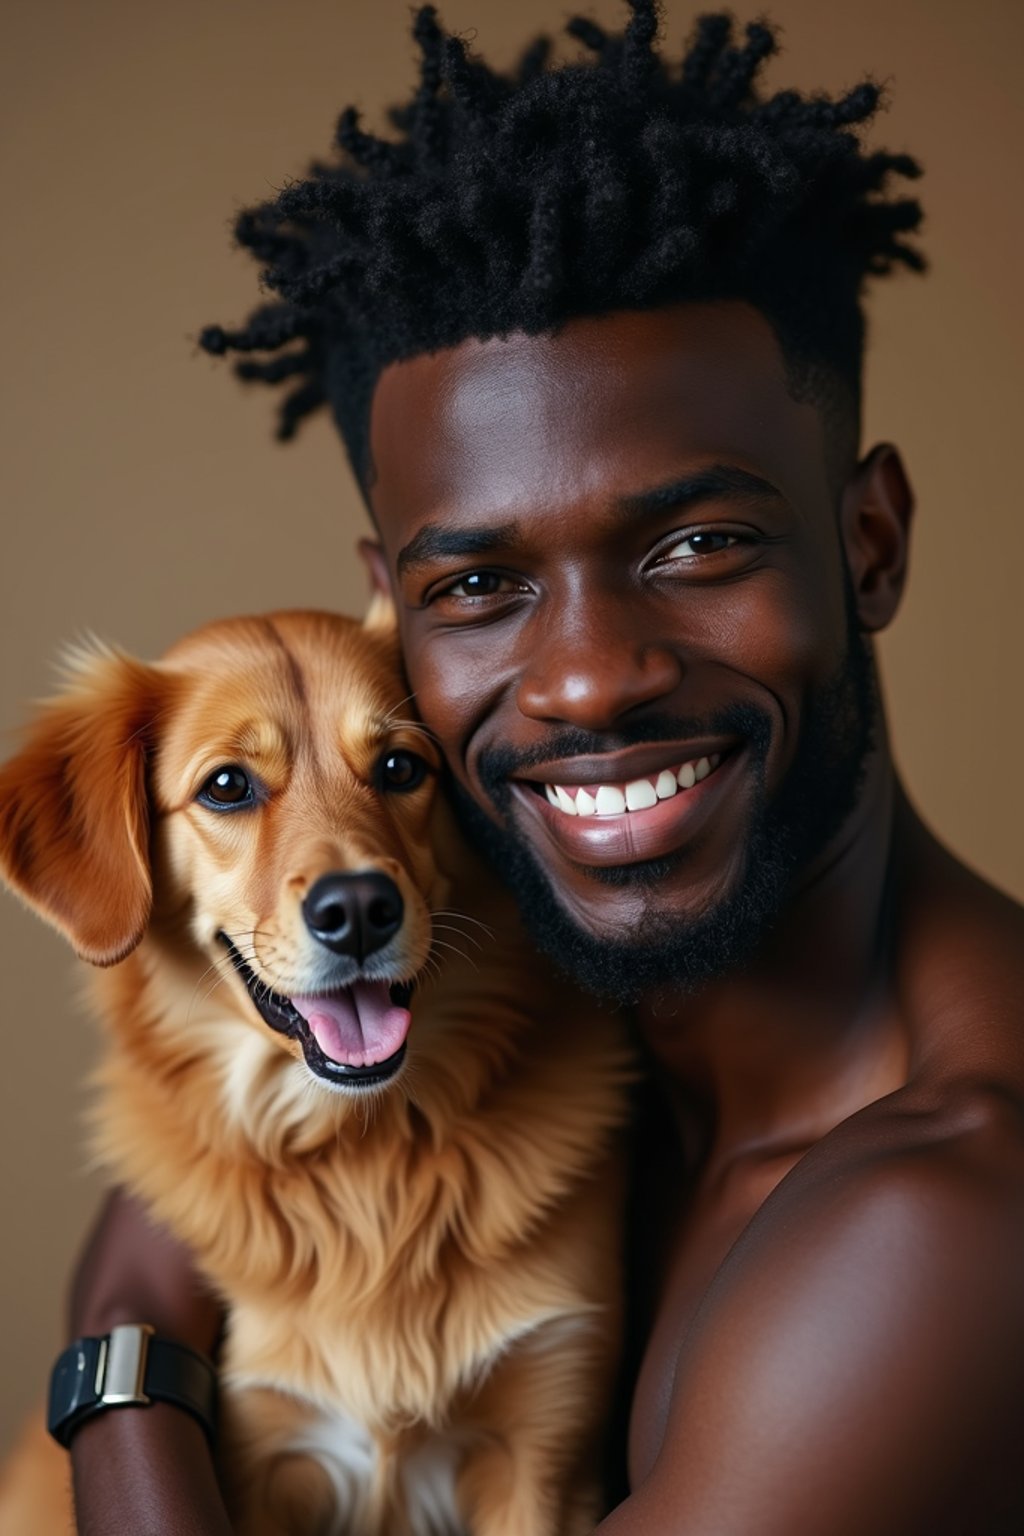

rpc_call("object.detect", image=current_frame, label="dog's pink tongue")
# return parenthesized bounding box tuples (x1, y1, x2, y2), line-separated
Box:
(290, 982, 411, 1068)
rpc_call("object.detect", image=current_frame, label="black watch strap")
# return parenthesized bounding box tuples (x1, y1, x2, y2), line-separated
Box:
(47, 1325, 217, 1449)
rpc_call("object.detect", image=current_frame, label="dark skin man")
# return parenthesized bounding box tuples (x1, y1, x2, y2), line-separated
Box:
(66, 299, 1024, 1533)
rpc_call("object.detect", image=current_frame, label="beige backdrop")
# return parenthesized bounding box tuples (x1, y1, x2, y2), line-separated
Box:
(1, 0, 1021, 1450)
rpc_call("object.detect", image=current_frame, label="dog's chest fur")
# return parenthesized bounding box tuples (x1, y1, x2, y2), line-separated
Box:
(89, 936, 630, 1534)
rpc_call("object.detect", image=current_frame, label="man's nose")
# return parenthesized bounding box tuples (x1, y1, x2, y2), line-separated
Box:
(515, 601, 683, 730)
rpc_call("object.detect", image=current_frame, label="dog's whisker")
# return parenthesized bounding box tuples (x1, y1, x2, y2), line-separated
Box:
(431, 922, 485, 954)
(383, 718, 437, 745)
(432, 908, 496, 941)
(230, 946, 271, 965)
(378, 691, 419, 726)
(430, 938, 479, 974)
(417, 953, 444, 989)
(186, 951, 244, 1021)
(429, 927, 472, 952)
(190, 963, 236, 1021)
(190, 957, 227, 992)
(225, 935, 281, 960)
(264, 963, 293, 1000)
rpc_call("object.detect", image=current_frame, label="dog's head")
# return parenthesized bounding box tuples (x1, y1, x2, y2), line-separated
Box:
(0, 609, 450, 1095)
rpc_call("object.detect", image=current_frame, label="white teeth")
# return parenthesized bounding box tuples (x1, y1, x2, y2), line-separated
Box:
(625, 778, 659, 811)
(655, 769, 678, 800)
(595, 785, 627, 816)
(554, 785, 578, 816)
(545, 752, 725, 818)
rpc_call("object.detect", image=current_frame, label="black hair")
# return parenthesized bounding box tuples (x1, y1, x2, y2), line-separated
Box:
(199, 1, 924, 493)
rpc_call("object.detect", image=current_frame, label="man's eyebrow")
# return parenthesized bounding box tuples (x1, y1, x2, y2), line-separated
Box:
(395, 467, 783, 574)
(396, 522, 520, 576)
(614, 465, 784, 519)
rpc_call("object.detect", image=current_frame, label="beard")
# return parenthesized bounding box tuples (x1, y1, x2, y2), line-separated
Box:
(445, 607, 878, 1005)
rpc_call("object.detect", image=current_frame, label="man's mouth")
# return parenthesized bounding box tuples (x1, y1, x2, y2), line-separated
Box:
(511, 741, 741, 868)
(218, 934, 414, 1090)
(539, 751, 723, 817)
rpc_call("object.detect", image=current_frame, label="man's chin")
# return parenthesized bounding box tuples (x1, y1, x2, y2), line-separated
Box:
(532, 896, 779, 1006)
(446, 780, 789, 1005)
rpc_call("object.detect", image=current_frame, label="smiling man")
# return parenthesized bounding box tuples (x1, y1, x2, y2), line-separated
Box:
(62, 4, 1024, 1533)
(365, 304, 880, 1008)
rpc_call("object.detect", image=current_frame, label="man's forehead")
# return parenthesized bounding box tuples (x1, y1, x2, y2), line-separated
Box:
(367, 301, 828, 530)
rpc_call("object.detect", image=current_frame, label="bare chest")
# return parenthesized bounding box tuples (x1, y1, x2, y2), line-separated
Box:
(627, 1154, 804, 1488)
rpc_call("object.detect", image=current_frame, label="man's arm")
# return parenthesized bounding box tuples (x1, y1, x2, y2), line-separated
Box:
(69, 1100, 1024, 1535)
(598, 1092, 1024, 1535)
(68, 1189, 232, 1536)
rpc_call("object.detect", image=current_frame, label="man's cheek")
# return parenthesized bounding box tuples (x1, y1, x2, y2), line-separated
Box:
(407, 643, 504, 767)
(714, 573, 845, 701)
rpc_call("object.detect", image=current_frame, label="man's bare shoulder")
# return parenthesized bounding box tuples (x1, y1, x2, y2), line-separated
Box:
(612, 1087, 1024, 1535)
(770, 1071, 1024, 1287)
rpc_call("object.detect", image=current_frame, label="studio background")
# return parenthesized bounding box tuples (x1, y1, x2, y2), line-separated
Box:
(1, 0, 1021, 1450)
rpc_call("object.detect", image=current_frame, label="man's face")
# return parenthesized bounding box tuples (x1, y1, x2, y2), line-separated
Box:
(367, 302, 875, 1000)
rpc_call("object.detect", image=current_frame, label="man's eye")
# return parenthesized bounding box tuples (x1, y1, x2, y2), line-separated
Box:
(663, 531, 737, 560)
(442, 571, 523, 599)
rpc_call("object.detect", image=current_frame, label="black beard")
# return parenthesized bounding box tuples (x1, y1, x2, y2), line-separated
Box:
(446, 612, 878, 1006)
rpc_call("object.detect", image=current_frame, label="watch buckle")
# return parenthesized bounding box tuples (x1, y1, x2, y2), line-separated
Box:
(95, 1323, 155, 1405)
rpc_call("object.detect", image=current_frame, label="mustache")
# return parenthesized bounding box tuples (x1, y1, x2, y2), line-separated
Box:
(476, 704, 772, 804)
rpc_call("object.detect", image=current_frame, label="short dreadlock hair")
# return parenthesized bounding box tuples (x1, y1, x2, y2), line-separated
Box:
(200, 0, 924, 496)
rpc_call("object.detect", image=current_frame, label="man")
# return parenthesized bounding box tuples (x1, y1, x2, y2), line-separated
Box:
(65, 4, 1024, 1531)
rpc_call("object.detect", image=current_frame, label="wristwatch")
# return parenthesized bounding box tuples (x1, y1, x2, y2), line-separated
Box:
(47, 1324, 217, 1448)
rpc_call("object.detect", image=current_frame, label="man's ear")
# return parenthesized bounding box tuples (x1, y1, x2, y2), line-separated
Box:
(839, 444, 914, 633)
(0, 646, 164, 966)
(358, 537, 398, 634)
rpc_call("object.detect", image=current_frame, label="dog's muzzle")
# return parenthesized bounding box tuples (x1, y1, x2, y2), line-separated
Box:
(218, 927, 415, 1092)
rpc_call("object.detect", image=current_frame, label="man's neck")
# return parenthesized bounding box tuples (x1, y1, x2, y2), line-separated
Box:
(634, 751, 912, 1176)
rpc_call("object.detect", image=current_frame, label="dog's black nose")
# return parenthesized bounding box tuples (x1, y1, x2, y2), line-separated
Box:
(302, 871, 404, 961)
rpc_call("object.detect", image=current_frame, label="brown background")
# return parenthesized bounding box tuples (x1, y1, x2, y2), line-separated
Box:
(1, 0, 1021, 1449)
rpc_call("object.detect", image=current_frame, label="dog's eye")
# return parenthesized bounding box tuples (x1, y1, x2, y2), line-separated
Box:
(197, 765, 255, 810)
(378, 750, 429, 794)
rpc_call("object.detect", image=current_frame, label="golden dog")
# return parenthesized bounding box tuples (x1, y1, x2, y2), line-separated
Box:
(0, 608, 631, 1536)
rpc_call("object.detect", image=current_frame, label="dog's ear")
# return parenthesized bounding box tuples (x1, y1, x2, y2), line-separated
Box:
(0, 645, 165, 966)
(363, 589, 398, 635)
(358, 538, 398, 635)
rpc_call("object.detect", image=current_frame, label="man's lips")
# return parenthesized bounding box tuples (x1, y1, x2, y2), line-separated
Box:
(510, 738, 737, 788)
(509, 743, 742, 867)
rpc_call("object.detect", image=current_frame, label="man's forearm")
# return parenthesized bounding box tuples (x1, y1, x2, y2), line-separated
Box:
(66, 1189, 230, 1534)
(71, 1405, 232, 1536)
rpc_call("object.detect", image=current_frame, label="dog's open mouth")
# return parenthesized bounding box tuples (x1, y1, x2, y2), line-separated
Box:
(219, 934, 413, 1088)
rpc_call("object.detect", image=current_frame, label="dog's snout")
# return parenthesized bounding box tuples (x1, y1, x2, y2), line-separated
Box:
(302, 871, 404, 961)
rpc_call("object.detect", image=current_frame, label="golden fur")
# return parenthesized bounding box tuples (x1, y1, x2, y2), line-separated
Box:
(0, 609, 631, 1536)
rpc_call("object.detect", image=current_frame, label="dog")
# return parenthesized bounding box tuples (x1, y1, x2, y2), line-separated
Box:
(0, 607, 632, 1536)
